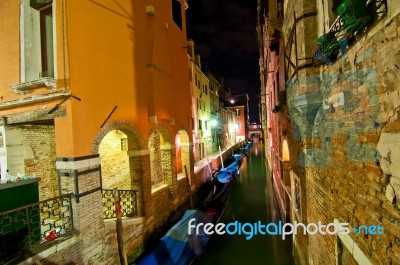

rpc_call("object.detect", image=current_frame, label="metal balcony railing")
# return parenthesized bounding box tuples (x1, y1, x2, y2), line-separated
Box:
(102, 189, 139, 219)
(0, 194, 74, 262)
(312, 0, 387, 65)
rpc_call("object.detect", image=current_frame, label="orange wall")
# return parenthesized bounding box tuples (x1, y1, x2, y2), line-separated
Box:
(0, 0, 191, 157)
(61, 0, 192, 157)
(0, 0, 23, 100)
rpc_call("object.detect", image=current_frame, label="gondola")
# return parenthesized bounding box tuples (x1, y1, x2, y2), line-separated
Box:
(134, 174, 231, 265)
(239, 141, 252, 155)
(215, 152, 243, 182)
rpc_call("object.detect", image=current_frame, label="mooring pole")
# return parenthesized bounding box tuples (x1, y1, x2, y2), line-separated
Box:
(114, 188, 128, 265)
(219, 145, 224, 169)
(184, 165, 193, 209)
(205, 150, 213, 179)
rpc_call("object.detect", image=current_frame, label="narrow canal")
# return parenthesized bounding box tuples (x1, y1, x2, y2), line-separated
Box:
(194, 140, 295, 265)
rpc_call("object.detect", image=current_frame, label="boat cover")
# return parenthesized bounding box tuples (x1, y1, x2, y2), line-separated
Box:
(135, 210, 213, 265)
(216, 170, 231, 183)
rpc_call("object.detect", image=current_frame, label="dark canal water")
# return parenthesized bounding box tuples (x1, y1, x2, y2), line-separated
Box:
(194, 140, 295, 265)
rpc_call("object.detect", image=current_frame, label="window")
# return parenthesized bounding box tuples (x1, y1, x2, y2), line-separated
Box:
(236, 109, 241, 116)
(40, 6, 54, 78)
(172, 0, 182, 30)
(236, 122, 240, 130)
(198, 120, 202, 130)
(21, 0, 55, 82)
(205, 85, 208, 95)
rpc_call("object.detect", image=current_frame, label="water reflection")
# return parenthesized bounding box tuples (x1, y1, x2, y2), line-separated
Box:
(194, 141, 294, 265)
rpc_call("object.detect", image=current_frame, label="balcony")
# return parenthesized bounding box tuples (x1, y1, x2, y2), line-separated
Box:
(313, 0, 387, 65)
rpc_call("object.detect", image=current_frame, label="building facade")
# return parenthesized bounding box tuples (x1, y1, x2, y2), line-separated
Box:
(259, 0, 400, 264)
(207, 72, 223, 154)
(0, 0, 199, 263)
(257, 0, 291, 224)
(187, 40, 213, 162)
(225, 94, 250, 144)
(226, 105, 246, 143)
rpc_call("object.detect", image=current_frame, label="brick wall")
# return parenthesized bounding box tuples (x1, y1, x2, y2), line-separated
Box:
(23, 126, 58, 200)
(55, 156, 106, 264)
(3, 125, 58, 201)
(33, 119, 238, 265)
(149, 132, 164, 186)
(286, 9, 400, 265)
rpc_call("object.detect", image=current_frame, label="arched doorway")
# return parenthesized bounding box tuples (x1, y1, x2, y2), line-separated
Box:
(99, 130, 130, 189)
(282, 139, 290, 162)
(281, 138, 291, 222)
(175, 130, 190, 179)
(93, 120, 145, 219)
(148, 128, 173, 195)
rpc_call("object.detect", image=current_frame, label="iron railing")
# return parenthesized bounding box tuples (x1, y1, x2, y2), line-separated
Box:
(102, 189, 139, 219)
(0, 194, 74, 261)
(312, 0, 387, 65)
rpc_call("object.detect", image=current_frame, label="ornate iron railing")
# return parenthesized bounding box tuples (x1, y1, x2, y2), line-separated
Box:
(102, 189, 139, 219)
(0, 194, 74, 262)
(312, 0, 387, 66)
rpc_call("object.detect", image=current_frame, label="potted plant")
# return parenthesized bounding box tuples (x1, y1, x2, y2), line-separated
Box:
(337, 0, 372, 33)
(317, 32, 339, 60)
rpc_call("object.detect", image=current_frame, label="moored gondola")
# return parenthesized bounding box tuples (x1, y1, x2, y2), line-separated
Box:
(134, 150, 245, 265)
(134, 173, 231, 265)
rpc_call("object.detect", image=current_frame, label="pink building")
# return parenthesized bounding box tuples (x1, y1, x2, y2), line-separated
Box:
(258, 0, 291, 222)
(227, 105, 246, 142)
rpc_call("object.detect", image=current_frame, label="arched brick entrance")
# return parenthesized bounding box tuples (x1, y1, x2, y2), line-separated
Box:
(92, 120, 146, 217)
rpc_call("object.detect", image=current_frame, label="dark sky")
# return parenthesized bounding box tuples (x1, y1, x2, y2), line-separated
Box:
(186, 0, 260, 123)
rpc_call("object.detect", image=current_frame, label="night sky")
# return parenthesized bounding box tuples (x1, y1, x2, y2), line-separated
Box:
(186, 0, 260, 123)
